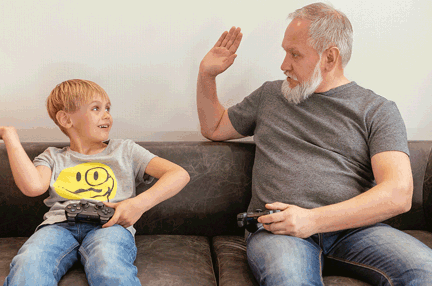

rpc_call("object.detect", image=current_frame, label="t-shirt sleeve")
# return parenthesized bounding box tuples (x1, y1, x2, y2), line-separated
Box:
(368, 100, 409, 158)
(127, 140, 157, 185)
(227, 83, 265, 137)
(33, 148, 55, 169)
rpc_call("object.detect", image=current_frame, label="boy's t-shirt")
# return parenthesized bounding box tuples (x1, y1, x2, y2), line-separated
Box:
(33, 139, 157, 236)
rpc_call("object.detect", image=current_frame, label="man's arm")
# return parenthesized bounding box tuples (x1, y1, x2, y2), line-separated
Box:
(197, 27, 245, 141)
(0, 126, 51, 197)
(259, 150, 413, 238)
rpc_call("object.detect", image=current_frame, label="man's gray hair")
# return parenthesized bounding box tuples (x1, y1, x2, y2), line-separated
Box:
(288, 2, 353, 68)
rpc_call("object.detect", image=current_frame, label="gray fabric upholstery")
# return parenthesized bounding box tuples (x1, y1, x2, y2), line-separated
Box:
(1, 141, 431, 285)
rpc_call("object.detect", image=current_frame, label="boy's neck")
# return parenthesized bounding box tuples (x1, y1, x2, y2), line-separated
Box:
(69, 139, 108, 155)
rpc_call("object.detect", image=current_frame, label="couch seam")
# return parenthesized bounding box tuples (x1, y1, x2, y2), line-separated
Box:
(326, 255, 394, 286)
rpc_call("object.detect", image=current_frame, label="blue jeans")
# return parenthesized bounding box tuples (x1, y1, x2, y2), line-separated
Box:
(4, 222, 140, 286)
(247, 223, 432, 286)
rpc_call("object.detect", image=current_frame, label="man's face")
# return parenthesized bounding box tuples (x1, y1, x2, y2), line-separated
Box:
(280, 18, 323, 104)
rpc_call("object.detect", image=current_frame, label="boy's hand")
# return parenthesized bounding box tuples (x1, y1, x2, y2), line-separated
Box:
(0, 126, 18, 141)
(102, 198, 148, 228)
(199, 26, 243, 78)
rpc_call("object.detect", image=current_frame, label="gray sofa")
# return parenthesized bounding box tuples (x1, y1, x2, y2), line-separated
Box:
(1, 141, 432, 285)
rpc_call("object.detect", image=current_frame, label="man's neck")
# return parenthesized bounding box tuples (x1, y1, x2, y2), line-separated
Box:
(315, 73, 350, 93)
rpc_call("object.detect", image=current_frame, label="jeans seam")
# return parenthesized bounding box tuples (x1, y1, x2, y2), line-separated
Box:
(319, 249, 325, 286)
(326, 255, 394, 286)
(53, 241, 80, 279)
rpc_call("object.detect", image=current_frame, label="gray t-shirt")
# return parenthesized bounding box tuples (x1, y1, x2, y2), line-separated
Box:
(33, 139, 157, 235)
(228, 81, 409, 212)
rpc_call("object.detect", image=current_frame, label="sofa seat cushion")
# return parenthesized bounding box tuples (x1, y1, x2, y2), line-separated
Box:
(1, 235, 217, 286)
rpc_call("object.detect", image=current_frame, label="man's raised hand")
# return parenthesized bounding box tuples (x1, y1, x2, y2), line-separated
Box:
(199, 27, 243, 78)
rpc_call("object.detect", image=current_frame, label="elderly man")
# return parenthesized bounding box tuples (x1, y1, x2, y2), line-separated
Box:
(197, 2, 432, 285)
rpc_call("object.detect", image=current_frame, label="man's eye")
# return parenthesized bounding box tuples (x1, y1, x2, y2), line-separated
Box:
(292, 53, 299, 58)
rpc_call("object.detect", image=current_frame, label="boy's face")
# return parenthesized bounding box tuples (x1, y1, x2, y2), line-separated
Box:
(68, 94, 113, 143)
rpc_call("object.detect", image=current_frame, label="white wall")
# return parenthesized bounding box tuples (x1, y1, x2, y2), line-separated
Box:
(1, 0, 431, 142)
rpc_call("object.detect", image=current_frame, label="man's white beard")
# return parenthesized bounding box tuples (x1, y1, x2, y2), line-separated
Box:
(281, 59, 323, 105)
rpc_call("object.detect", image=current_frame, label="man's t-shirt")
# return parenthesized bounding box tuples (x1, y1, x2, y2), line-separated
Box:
(33, 139, 157, 235)
(228, 81, 409, 212)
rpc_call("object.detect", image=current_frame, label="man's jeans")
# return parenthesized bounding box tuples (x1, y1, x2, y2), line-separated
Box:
(247, 223, 432, 286)
(3, 222, 140, 286)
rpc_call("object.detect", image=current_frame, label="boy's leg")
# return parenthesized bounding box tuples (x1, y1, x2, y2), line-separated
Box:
(4, 223, 80, 286)
(325, 223, 432, 286)
(246, 227, 324, 286)
(79, 224, 140, 286)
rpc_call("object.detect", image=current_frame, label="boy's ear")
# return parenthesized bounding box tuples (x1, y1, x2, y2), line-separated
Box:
(56, 111, 73, 129)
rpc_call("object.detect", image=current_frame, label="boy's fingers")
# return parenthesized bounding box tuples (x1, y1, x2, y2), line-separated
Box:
(214, 31, 228, 48)
(102, 213, 119, 228)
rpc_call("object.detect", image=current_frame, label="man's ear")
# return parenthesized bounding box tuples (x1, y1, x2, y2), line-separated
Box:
(56, 111, 72, 130)
(323, 46, 341, 72)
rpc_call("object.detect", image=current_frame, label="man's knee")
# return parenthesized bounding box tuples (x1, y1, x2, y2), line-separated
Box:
(247, 229, 323, 285)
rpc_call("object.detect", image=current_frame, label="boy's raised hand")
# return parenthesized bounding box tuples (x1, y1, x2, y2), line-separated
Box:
(0, 126, 17, 141)
(199, 27, 243, 78)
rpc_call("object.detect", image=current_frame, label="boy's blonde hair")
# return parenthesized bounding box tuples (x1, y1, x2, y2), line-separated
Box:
(47, 79, 110, 135)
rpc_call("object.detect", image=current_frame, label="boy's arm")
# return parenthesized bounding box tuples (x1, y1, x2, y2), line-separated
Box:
(103, 157, 190, 228)
(0, 127, 51, 197)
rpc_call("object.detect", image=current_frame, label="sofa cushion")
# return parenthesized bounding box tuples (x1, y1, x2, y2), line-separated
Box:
(1, 235, 217, 286)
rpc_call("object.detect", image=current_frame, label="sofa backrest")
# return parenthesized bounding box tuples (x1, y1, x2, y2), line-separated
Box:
(0, 140, 431, 238)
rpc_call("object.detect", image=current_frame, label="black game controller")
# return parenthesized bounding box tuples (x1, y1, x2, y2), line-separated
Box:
(237, 209, 281, 233)
(65, 199, 114, 226)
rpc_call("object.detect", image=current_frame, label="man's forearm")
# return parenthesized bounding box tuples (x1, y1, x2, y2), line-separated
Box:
(196, 72, 226, 139)
(310, 181, 412, 233)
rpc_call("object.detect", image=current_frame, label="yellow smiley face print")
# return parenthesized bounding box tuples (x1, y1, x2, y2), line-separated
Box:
(53, 162, 117, 201)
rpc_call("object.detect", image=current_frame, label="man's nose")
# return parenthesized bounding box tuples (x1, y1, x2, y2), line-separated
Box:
(281, 54, 292, 72)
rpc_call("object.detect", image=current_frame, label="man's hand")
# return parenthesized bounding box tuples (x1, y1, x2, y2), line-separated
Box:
(102, 198, 149, 229)
(258, 202, 318, 238)
(199, 26, 243, 78)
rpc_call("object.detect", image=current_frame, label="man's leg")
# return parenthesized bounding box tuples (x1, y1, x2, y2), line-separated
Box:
(79, 224, 141, 286)
(4, 224, 80, 286)
(246, 227, 324, 286)
(325, 223, 432, 286)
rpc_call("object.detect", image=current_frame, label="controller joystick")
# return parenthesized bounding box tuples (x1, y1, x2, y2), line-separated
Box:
(65, 200, 114, 226)
(237, 209, 281, 233)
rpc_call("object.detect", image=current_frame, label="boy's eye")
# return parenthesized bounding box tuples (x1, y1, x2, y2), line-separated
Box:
(92, 106, 99, 111)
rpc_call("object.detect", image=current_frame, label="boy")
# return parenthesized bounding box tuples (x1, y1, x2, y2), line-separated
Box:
(1, 79, 190, 285)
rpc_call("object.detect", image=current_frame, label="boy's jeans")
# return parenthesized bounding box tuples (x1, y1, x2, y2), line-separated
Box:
(247, 223, 432, 286)
(4, 222, 140, 286)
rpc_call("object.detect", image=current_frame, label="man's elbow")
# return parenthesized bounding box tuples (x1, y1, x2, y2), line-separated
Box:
(395, 181, 414, 214)
(200, 128, 226, 142)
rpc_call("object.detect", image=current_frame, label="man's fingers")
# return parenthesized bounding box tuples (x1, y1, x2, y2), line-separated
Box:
(259, 211, 284, 224)
(266, 202, 290, 210)
(227, 28, 242, 53)
(220, 26, 236, 48)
